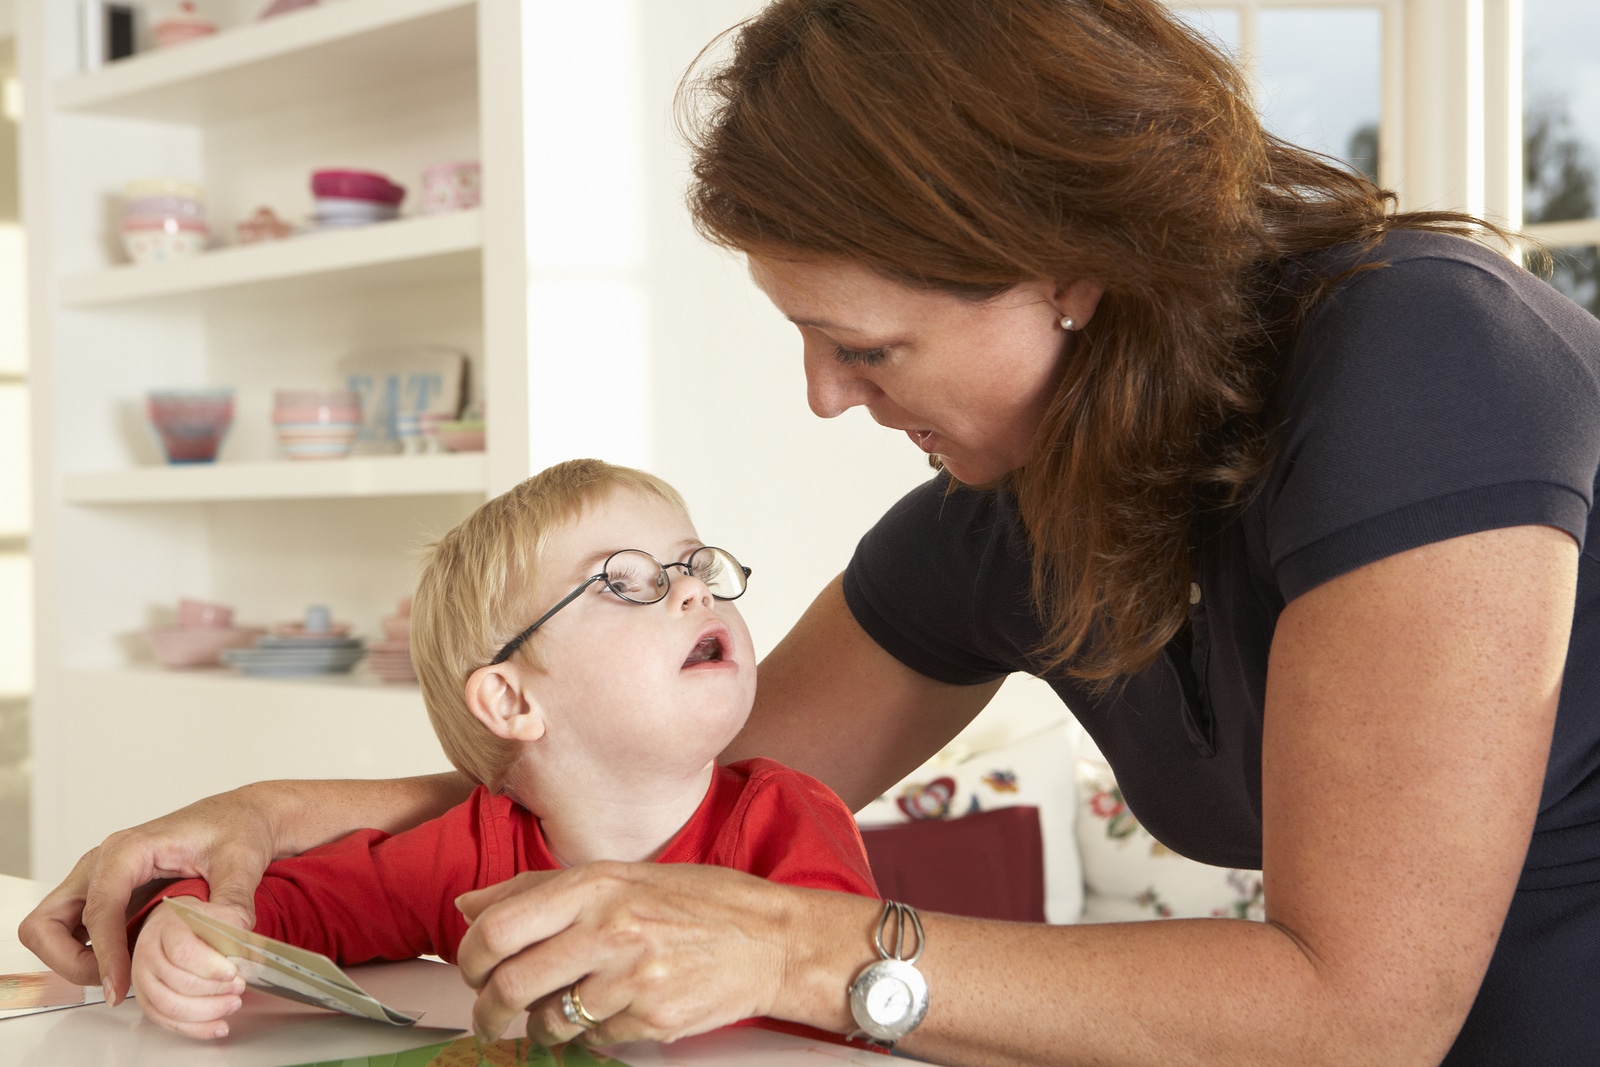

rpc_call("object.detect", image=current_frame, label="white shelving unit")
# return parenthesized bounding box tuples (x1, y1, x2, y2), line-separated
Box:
(20, 0, 944, 885)
(20, 0, 547, 878)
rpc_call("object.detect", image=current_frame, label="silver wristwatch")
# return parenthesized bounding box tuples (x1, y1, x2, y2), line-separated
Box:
(849, 900, 929, 1047)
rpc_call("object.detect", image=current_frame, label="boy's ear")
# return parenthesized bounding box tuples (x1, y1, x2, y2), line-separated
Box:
(464, 663, 546, 743)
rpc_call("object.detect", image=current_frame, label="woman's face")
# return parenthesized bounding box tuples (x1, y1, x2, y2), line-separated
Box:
(748, 255, 1102, 485)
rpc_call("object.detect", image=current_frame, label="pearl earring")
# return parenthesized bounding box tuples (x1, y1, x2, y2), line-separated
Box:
(1059, 315, 1076, 331)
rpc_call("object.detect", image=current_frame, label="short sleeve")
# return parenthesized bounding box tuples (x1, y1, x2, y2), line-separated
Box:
(726, 760, 879, 897)
(843, 475, 1041, 684)
(1262, 238, 1600, 601)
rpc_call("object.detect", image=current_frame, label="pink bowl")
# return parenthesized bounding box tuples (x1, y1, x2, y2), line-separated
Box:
(273, 390, 361, 424)
(273, 407, 361, 425)
(177, 598, 234, 628)
(146, 625, 264, 668)
(310, 169, 406, 206)
(148, 389, 234, 463)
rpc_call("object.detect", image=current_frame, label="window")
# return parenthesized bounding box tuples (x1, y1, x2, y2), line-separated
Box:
(1523, 0, 1600, 315)
(1167, 2, 1391, 184)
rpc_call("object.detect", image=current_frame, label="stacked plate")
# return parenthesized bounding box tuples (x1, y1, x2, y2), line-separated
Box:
(221, 624, 365, 677)
(367, 600, 417, 684)
(311, 169, 405, 228)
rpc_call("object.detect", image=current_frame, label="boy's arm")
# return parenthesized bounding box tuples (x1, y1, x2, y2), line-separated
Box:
(22, 771, 476, 1003)
(129, 788, 494, 968)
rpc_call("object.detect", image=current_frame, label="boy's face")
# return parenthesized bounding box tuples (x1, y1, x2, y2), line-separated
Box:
(522, 487, 758, 773)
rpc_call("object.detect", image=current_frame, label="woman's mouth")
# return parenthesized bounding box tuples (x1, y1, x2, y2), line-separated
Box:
(907, 429, 937, 453)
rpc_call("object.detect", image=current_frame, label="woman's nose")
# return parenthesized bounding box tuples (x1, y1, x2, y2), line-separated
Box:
(804, 343, 876, 418)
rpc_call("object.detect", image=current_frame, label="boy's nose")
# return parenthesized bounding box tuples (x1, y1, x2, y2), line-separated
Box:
(671, 574, 715, 611)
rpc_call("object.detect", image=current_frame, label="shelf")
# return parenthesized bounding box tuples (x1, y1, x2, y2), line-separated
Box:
(59, 209, 483, 307)
(53, 0, 477, 123)
(62, 452, 488, 504)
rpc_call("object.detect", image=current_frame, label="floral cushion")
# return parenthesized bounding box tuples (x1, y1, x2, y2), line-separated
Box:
(856, 720, 1083, 924)
(1075, 736, 1265, 923)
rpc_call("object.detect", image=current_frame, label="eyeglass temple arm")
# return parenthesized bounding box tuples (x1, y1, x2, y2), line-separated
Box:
(489, 574, 605, 665)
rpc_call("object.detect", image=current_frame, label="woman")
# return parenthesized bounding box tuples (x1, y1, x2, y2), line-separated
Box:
(23, 1, 1600, 1063)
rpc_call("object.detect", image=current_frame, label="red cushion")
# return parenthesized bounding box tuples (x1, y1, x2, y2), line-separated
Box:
(859, 806, 1046, 923)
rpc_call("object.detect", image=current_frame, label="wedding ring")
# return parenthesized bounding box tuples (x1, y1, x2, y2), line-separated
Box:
(561, 985, 601, 1029)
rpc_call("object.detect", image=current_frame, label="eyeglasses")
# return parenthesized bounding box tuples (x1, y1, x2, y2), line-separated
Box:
(489, 546, 751, 665)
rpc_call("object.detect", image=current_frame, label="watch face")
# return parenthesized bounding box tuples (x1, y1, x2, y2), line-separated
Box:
(865, 975, 914, 1024)
(850, 959, 929, 1042)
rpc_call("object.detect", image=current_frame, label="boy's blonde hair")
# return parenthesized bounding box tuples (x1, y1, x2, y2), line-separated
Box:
(411, 458, 689, 790)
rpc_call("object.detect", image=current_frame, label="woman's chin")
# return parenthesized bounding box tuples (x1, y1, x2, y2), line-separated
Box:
(932, 453, 1018, 488)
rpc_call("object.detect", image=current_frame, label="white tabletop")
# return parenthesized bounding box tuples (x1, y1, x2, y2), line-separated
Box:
(0, 874, 936, 1066)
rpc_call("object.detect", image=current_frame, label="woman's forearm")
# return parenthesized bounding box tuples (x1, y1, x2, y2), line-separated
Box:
(775, 891, 1446, 1067)
(251, 771, 477, 857)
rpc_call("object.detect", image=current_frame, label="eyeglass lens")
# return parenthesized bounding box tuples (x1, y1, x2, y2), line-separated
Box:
(602, 547, 746, 603)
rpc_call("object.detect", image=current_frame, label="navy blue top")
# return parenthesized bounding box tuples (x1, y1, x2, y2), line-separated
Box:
(843, 231, 1600, 1062)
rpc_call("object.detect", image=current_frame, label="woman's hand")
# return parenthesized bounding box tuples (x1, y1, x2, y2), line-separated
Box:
(129, 897, 248, 1040)
(19, 772, 474, 1007)
(454, 862, 870, 1047)
(18, 788, 277, 1006)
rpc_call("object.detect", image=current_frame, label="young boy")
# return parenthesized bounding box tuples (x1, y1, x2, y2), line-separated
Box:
(127, 459, 878, 1039)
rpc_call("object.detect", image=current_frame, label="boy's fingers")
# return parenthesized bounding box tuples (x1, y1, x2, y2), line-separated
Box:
(137, 987, 243, 1040)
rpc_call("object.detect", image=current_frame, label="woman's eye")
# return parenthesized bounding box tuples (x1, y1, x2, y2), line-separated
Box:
(832, 343, 887, 367)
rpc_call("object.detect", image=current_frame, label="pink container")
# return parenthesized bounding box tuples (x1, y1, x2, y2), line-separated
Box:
(310, 169, 405, 206)
(146, 625, 265, 669)
(421, 161, 481, 214)
(148, 389, 234, 463)
(154, 3, 217, 48)
(272, 390, 361, 422)
(177, 597, 234, 628)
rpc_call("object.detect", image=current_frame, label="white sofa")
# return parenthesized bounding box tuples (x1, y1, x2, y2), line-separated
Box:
(854, 680, 1265, 926)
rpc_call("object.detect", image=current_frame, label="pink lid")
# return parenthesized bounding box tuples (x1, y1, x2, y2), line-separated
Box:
(310, 169, 405, 206)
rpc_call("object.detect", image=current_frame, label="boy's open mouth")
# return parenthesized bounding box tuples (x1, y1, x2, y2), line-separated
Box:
(683, 629, 727, 667)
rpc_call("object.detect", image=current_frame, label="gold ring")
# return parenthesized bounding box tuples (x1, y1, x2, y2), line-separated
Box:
(561, 985, 601, 1029)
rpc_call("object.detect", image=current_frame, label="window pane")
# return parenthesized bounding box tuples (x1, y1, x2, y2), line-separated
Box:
(1524, 0, 1600, 224)
(1167, 3, 1241, 55)
(0, 384, 26, 537)
(1257, 8, 1383, 181)
(1538, 246, 1600, 318)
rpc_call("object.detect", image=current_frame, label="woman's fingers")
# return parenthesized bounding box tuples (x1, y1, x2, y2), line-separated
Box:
(454, 868, 560, 926)
(455, 869, 578, 988)
(19, 790, 279, 1006)
(461, 862, 798, 1047)
(15, 870, 99, 986)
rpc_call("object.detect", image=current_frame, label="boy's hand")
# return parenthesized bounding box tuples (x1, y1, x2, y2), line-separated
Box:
(130, 898, 249, 1039)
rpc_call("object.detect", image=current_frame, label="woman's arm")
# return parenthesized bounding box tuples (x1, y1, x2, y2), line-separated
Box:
(18, 771, 475, 1004)
(724, 572, 1004, 810)
(458, 524, 1573, 1066)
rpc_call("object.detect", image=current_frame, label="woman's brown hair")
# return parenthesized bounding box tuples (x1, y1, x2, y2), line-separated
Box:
(681, 0, 1493, 683)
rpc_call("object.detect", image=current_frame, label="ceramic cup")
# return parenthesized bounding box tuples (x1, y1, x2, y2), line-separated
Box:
(177, 597, 234, 628)
(421, 161, 481, 214)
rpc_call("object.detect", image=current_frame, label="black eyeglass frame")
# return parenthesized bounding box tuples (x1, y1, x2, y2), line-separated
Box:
(488, 546, 752, 666)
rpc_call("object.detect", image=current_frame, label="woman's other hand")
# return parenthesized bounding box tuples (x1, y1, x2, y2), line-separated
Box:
(18, 786, 276, 1006)
(128, 897, 248, 1040)
(455, 862, 873, 1047)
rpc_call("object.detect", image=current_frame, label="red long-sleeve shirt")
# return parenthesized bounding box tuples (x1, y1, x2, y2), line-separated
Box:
(145, 758, 878, 966)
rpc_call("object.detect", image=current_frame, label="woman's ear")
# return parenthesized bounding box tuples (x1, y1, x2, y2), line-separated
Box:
(1054, 278, 1106, 329)
(464, 663, 546, 743)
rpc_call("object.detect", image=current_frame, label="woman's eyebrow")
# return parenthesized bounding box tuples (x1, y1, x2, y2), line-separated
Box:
(787, 315, 846, 330)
